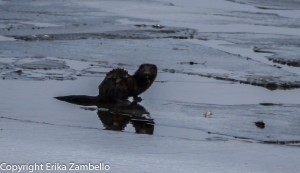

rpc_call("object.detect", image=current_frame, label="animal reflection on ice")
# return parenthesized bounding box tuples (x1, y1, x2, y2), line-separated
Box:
(56, 97, 155, 135)
(97, 101, 154, 135)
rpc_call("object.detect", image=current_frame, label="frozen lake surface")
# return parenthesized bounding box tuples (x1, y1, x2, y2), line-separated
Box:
(0, 0, 300, 172)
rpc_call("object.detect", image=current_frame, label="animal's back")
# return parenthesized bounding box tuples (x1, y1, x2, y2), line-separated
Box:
(98, 68, 133, 101)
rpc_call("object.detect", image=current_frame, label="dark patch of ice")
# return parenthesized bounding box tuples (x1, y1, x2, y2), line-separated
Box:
(11, 27, 197, 41)
(15, 58, 69, 70)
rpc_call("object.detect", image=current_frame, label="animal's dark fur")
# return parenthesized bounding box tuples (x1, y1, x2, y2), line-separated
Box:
(55, 64, 157, 104)
(98, 64, 157, 102)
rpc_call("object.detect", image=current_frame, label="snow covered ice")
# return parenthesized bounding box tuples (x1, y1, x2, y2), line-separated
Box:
(0, 0, 300, 172)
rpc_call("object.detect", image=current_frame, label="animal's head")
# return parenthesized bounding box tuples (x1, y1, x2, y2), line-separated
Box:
(134, 64, 157, 85)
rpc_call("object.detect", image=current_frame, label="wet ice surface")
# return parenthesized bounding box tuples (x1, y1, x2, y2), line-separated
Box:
(1, 0, 300, 172)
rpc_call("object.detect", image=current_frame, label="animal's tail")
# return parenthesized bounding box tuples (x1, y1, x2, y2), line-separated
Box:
(55, 95, 99, 106)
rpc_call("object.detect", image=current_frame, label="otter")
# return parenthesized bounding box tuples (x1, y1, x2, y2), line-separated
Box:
(99, 64, 157, 102)
(55, 64, 157, 105)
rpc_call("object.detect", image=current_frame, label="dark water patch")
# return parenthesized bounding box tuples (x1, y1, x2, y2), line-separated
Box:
(11, 27, 197, 41)
(268, 57, 300, 67)
(259, 103, 283, 106)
